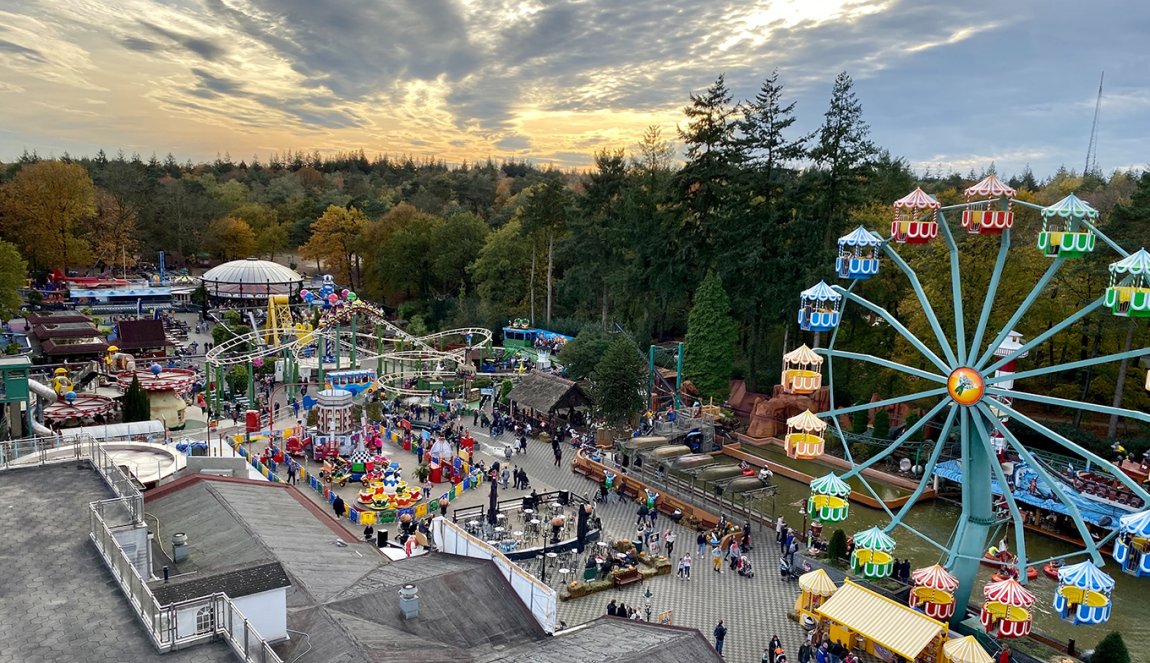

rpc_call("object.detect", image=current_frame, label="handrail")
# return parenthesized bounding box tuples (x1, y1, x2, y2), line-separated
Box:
(5, 432, 286, 661)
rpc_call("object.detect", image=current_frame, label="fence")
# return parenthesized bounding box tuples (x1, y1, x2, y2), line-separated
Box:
(432, 517, 558, 633)
(0, 430, 284, 662)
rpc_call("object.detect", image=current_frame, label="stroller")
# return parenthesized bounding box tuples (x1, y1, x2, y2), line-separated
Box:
(737, 555, 755, 578)
(779, 557, 801, 581)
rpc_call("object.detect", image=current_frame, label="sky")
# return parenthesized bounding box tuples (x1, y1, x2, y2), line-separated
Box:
(0, 0, 1147, 177)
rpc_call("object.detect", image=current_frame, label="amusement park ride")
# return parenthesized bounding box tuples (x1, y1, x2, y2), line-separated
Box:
(784, 174, 1150, 636)
(204, 276, 497, 415)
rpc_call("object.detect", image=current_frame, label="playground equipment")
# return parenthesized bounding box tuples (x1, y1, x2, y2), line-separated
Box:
(49, 368, 73, 396)
(909, 564, 959, 620)
(850, 526, 896, 579)
(980, 578, 1035, 639)
(795, 178, 1150, 628)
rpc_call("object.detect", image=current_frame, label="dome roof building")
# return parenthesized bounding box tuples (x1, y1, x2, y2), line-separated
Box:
(200, 258, 304, 300)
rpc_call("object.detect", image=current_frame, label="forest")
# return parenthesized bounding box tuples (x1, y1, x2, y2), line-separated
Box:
(0, 71, 1147, 450)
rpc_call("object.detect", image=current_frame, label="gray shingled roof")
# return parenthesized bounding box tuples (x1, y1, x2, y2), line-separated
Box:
(506, 371, 590, 414)
(151, 560, 291, 604)
(480, 617, 723, 663)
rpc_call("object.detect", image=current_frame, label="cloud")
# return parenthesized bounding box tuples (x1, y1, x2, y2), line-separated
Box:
(1, 0, 1149, 176)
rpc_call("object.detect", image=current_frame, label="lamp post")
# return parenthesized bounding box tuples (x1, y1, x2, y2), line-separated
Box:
(643, 587, 653, 622)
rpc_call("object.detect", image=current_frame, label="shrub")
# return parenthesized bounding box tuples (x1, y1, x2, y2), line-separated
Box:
(1091, 632, 1130, 663)
(827, 529, 848, 561)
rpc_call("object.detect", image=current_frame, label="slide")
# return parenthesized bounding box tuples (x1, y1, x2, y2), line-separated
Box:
(27, 378, 57, 436)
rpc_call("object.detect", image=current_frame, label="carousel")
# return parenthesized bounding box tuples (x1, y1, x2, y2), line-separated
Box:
(1037, 193, 1097, 258)
(797, 281, 842, 333)
(1104, 248, 1150, 318)
(43, 390, 117, 429)
(781, 344, 824, 395)
(1053, 561, 1114, 626)
(354, 456, 424, 511)
(116, 363, 196, 430)
(890, 187, 939, 244)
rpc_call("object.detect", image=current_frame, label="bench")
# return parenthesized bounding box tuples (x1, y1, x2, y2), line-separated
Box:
(612, 567, 642, 589)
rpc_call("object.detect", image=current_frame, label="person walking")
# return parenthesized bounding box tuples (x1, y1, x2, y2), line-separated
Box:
(664, 530, 676, 558)
(677, 553, 692, 580)
(711, 544, 723, 573)
(713, 620, 727, 657)
(776, 516, 786, 543)
(797, 641, 813, 663)
(767, 635, 783, 663)
(553, 446, 562, 467)
(332, 495, 346, 519)
(697, 531, 707, 558)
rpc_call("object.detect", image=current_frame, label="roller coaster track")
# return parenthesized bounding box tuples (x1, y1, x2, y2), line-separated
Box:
(205, 302, 496, 396)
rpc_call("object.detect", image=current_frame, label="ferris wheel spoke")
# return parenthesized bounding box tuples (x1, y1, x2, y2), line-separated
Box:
(841, 398, 951, 481)
(936, 212, 968, 364)
(968, 228, 1012, 363)
(970, 409, 1030, 574)
(980, 297, 1105, 374)
(819, 387, 949, 419)
(986, 346, 1150, 385)
(887, 405, 959, 529)
(978, 403, 1105, 566)
(973, 257, 1066, 369)
(993, 400, 1150, 502)
(881, 246, 958, 367)
(814, 348, 946, 384)
(831, 286, 951, 373)
(986, 386, 1150, 424)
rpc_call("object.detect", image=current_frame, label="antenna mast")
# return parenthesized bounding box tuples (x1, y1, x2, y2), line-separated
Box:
(1084, 71, 1104, 176)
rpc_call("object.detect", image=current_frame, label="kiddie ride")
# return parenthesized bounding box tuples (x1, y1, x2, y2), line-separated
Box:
(786, 174, 1150, 642)
(354, 456, 423, 511)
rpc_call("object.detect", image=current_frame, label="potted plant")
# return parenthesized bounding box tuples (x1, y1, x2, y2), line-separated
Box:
(414, 463, 431, 483)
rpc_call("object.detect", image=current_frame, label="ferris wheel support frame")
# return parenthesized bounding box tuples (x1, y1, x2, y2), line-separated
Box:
(813, 190, 1150, 627)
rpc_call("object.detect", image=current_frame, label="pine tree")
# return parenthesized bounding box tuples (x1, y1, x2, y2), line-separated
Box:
(1092, 631, 1131, 663)
(872, 409, 890, 440)
(122, 375, 151, 422)
(809, 71, 877, 271)
(592, 337, 646, 428)
(683, 271, 737, 402)
(676, 75, 744, 277)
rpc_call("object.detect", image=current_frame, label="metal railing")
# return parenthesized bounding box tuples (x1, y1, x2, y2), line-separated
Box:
(1, 430, 283, 662)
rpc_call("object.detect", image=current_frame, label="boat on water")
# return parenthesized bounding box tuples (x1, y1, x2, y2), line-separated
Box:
(1045, 461, 1146, 512)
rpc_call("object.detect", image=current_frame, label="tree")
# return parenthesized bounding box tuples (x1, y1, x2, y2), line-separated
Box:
(683, 271, 737, 402)
(204, 217, 257, 261)
(300, 205, 367, 288)
(519, 177, 574, 326)
(122, 375, 151, 422)
(827, 529, 847, 561)
(872, 409, 890, 440)
(558, 326, 612, 380)
(86, 189, 139, 274)
(561, 149, 628, 328)
(592, 336, 646, 428)
(432, 211, 488, 295)
(0, 160, 96, 271)
(809, 71, 877, 266)
(676, 75, 744, 277)
(255, 223, 289, 260)
(851, 408, 869, 435)
(0, 241, 27, 319)
(470, 219, 532, 318)
(1092, 632, 1130, 663)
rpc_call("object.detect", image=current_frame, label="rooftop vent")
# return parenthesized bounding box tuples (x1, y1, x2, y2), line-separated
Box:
(399, 584, 419, 620)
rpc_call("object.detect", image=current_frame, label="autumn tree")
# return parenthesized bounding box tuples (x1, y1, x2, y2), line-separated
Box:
(0, 241, 27, 319)
(86, 189, 139, 274)
(204, 217, 256, 261)
(0, 161, 95, 272)
(300, 205, 367, 288)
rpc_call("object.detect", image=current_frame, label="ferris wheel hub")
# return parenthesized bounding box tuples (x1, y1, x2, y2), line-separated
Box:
(947, 367, 985, 406)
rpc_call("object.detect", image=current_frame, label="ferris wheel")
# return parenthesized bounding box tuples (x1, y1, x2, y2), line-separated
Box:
(784, 174, 1150, 635)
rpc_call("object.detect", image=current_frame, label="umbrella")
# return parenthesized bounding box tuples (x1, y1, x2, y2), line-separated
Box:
(486, 475, 499, 526)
